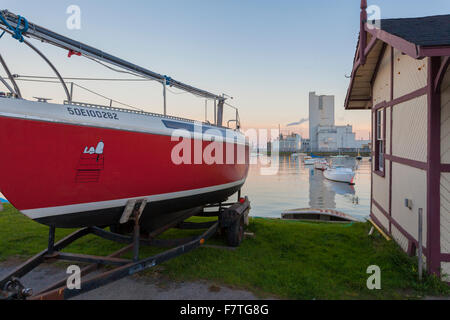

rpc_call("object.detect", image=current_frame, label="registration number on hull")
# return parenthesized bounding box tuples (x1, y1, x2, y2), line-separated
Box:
(67, 107, 119, 120)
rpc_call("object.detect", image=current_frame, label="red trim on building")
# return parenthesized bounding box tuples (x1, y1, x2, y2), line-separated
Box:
(434, 56, 450, 92)
(419, 46, 450, 58)
(384, 154, 427, 171)
(373, 87, 427, 111)
(442, 164, 450, 172)
(427, 57, 442, 277)
(372, 200, 429, 257)
(389, 47, 394, 234)
(365, 26, 419, 59)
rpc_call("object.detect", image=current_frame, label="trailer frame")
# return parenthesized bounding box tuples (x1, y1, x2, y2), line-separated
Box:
(0, 196, 250, 300)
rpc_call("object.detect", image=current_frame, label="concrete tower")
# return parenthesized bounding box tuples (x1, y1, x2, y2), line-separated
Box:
(308, 92, 335, 151)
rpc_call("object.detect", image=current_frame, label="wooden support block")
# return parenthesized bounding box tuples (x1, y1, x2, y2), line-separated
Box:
(368, 219, 391, 241)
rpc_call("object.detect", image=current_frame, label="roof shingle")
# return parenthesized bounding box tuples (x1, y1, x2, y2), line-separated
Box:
(376, 14, 450, 47)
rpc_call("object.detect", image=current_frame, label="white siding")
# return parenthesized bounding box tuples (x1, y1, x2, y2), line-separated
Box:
(373, 160, 390, 211)
(442, 262, 450, 282)
(391, 225, 409, 252)
(373, 47, 392, 105)
(372, 201, 390, 231)
(441, 69, 450, 164)
(393, 49, 427, 99)
(392, 95, 428, 162)
(441, 173, 450, 254)
(391, 162, 427, 247)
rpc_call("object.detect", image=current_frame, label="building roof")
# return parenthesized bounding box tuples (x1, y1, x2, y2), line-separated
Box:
(344, 13, 450, 110)
(378, 15, 450, 47)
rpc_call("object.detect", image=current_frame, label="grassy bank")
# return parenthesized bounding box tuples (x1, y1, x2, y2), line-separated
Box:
(0, 204, 448, 299)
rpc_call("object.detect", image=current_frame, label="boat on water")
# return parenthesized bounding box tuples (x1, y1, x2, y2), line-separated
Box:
(330, 155, 349, 159)
(323, 166, 355, 185)
(314, 159, 328, 171)
(356, 149, 363, 160)
(303, 156, 315, 165)
(0, 11, 249, 231)
(281, 208, 359, 222)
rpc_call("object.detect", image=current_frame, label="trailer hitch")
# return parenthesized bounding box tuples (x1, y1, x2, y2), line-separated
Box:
(2, 277, 33, 300)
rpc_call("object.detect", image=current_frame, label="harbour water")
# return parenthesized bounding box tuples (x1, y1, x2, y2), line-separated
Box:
(242, 155, 371, 221)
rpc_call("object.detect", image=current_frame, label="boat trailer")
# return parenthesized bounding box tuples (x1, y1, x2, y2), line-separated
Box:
(0, 196, 250, 300)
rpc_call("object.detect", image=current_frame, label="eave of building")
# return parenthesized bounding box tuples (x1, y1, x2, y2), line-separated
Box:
(344, 23, 450, 110)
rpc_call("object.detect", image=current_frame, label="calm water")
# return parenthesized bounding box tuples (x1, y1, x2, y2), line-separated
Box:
(242, 155, 371, 221)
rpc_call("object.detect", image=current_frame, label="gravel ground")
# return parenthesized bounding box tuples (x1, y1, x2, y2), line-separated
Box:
(0, 262, 261, 300)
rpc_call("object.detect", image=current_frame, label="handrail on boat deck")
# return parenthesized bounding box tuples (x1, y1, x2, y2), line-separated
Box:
(64, 100, 241, 130)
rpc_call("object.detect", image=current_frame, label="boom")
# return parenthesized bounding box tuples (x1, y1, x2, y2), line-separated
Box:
(0, 9, 225, 102)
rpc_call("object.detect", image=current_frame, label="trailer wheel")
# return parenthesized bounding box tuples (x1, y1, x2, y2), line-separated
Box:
(227, 216, 244, 247)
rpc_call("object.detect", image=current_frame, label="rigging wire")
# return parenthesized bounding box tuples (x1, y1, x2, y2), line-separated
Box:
(12, 74, 219, 101)
(13, 75, 151, 82)
(71, 82, 145, 111)
(2, 77, 145, 111)
(84, 56, 153, 81)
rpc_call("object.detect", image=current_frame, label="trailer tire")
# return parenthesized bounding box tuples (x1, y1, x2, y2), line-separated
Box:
(227, 216, 244, 247)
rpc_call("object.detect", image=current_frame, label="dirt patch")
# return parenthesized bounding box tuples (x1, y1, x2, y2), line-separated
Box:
(0, 261, 266, 300)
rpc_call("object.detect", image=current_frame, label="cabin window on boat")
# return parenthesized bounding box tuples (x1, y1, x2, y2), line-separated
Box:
(375, 109, 385, 173)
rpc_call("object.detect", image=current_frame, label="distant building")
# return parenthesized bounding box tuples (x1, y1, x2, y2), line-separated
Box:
(309, 91, 370, 151)
(309, 92, 334, 151)
(317, 125, 370, 152)
(272, 133, 302, 153)
(301, 138, 311, 152)
(345, 2, 450, 281)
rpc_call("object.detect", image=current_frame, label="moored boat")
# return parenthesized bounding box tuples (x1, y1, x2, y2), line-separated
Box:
(314, 159, 328, 171)
(323, 166, 355, 185)
(303, 156, 315, 165)
(356, 149, 363, 160)
(281, 208, 359, 222)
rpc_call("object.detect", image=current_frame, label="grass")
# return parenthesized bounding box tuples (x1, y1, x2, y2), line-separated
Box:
(0, 204, 448, 299)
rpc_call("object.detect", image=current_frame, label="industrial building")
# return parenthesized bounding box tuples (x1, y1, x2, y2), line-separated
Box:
(309, 92, 370, 152)
(271, 133, 302, 153)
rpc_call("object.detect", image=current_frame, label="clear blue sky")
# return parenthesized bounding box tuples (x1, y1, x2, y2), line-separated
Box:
(1, 0, 449, 139)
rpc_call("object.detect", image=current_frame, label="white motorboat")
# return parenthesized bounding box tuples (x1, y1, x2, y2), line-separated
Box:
(323, 166, 355, 185)
(304, 156, 315, 165)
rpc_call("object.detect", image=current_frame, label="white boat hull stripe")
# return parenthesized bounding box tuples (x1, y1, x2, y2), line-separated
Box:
(22, 178, 246, 219)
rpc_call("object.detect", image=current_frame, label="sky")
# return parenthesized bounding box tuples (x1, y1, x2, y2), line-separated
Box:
(1, 0, 449, 140)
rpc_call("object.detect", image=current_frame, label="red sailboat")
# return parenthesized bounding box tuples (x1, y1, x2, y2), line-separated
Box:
(0, 10, 249, 232)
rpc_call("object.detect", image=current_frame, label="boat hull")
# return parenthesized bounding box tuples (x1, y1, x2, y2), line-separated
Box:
(0, 99, 249, 229)
(323, 168, 355, 184)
